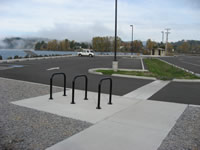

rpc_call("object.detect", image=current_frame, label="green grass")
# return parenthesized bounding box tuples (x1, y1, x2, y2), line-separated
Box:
(97, 58, 200, 80)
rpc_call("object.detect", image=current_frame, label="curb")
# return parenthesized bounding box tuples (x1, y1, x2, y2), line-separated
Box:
(88, 68, 155, 80)
(112, 74, 156, 80)
(0, 55, 73, 63)
(172, 79, 200, 83)
(88, 67, 200, 82)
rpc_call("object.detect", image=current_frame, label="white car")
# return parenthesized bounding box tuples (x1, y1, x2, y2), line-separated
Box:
(78, 49, 95, 57)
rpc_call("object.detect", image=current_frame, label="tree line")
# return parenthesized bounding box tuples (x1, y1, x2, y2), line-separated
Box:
(35, 39, 91, 51)
(35, 37, 200, 54)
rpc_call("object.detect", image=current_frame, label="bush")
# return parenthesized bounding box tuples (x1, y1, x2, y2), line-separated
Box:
(0, 55, 2, 60)
(7, 57, 13, 59)
(14, 55, 19, 59)
(24, 55, 29, 58)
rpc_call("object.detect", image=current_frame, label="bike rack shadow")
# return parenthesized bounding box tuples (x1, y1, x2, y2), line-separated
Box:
(96, 78, 112, 109)
(71, 75, 88, 104)
(49, 73, 66, 100)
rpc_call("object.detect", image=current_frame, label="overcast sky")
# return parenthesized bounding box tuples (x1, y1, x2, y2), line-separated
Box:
(0, 0, 200, 42)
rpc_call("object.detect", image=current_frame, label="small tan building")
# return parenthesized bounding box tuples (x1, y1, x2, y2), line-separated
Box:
(151, 48, 166, 56)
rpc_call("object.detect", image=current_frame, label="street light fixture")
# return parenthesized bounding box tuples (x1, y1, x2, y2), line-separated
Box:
(130, 25, 133, 56)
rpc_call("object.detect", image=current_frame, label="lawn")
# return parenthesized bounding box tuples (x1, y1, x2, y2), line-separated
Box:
(96, 58, 200, 80)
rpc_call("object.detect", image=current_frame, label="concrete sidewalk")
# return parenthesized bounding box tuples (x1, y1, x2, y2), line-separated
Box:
(46, 100, 186, 150)
(12, 89, 141, 124)
(12, 88, 187, 150)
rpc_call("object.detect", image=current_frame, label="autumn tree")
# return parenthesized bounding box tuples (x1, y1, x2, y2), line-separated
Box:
(177, 42, 190, 53)
(133, 40, 143, 53)
(146, 39, 156, 51)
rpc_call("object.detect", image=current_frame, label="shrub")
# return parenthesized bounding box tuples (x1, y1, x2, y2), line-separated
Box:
(0, 55, 2, 60)
(7, 57, 13, 59)
(24, 55, 29, 58)
(14, 55, 19, 59)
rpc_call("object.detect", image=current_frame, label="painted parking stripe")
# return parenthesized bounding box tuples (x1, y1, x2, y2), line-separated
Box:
(47, 67, 60, 71)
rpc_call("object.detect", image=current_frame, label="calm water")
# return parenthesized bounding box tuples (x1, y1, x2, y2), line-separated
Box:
(0, 49, 76, 60)
(0, 49, 134, 60)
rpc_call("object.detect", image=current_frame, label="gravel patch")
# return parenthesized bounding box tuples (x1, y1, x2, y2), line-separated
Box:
(0, 78, 92, 150)
(158, 106, 200, 150)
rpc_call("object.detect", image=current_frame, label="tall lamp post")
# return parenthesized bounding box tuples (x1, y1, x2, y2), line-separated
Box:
(130, 25, 133, 56)
(161, 31, 164, 43)
(113, 0, 118, 71)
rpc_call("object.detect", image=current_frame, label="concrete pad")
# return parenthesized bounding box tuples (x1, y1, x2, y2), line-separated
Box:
(124, 80, 170, 100)
(47, 100, 187, 150)
(12, 89, 140, 124)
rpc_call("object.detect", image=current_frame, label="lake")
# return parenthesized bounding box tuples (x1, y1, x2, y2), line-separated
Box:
(0, 49, 134, 60)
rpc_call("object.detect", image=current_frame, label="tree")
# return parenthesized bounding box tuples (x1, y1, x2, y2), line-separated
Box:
(177, 42, 190, 53)
(146, 39, 156, 51)
(133, 40, 143, 53)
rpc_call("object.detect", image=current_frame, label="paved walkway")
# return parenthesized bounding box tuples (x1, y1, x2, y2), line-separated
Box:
(47, 100, 186, 150)
(11, 81, 187, 150)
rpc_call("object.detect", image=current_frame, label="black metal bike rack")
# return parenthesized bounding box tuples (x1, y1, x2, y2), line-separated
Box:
(71, 75, 88, 104)
(96, 78, 112, 109)
(49, 73, 66, 100)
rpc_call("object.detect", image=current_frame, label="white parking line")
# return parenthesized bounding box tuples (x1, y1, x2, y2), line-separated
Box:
(140, 57, 145, 70)
(47, 67, 60, 71)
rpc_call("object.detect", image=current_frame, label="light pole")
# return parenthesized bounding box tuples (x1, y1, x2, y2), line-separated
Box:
(130, 25, 133, 56)
(114, 0, 117, 61)
(113, 0, 118, 71)
(161, 31, 164, 43)
(165, 28, 171, 53)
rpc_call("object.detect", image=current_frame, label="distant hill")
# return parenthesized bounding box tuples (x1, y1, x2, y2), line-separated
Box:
(171, 40, 200, 53)
(0, 37, 49, 49)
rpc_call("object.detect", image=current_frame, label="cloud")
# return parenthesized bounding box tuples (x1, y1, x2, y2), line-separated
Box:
(185, 0, 200, 9)
(36, 22, 114, 42)
(0, 0, 199, 42)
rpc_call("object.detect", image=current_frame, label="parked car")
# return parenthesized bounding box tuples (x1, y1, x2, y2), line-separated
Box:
(77, 49, 95, 57)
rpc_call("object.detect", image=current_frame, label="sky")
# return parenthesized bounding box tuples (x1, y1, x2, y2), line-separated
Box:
(0, 0, 200, 42)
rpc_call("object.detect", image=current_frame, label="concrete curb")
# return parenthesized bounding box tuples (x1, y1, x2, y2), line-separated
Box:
(189, 104, 200, 108)
(88, 68, 155, 80)
(112, 74, 156, 80)
(172, 79, 200, 83)
(0, 55, 73, 63)
(88, 67, 200, 82)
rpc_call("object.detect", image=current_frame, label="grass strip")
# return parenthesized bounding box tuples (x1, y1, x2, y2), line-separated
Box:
(96, 58, 200, 80)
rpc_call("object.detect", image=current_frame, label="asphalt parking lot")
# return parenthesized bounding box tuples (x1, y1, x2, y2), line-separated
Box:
(0, 56, 152, 96)
(149, 81, 200, 105)
(160, 55, 200, 74)
(0, 56, 200, 105)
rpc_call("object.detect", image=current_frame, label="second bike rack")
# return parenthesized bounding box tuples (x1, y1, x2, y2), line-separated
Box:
(71, 75, 88, 104)
(96, 78, 112, 109)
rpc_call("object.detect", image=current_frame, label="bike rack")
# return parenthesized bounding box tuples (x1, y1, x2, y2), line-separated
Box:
(49, 73, 66, 100)
(71, 75, 88, 104)
(96, 78, 112, 109)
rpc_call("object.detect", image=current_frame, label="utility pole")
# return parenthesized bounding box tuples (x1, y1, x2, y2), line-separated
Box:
(165, 28, 170, 53)
(161, 31, 164, 43)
